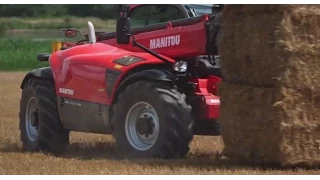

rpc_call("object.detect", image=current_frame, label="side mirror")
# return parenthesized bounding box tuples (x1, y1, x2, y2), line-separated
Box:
(116, 17, 131, 44)
(64, 29, 78, 38)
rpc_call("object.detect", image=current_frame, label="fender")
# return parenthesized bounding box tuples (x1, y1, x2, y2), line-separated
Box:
(20, 67, 53, 89)
(111, 68, 175, 104)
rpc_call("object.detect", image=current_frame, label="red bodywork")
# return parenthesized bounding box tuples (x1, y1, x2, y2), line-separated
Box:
(51, 13, 221, 121)
(50, 43, 175, 105)
(99, 15, 209, 59)
(190, 76, 221, 119)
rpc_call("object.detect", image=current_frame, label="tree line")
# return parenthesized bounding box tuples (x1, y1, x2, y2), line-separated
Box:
(0, 5, 120, 19)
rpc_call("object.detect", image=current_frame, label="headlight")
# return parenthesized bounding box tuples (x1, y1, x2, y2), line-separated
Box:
(173, 61, 187, 72)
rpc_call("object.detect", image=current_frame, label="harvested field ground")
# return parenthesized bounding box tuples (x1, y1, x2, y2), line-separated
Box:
(0, 72, 319, 175)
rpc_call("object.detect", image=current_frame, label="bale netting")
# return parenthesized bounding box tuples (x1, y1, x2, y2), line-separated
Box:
(219, 5, 320, 90)
(219, 81, 320, 167)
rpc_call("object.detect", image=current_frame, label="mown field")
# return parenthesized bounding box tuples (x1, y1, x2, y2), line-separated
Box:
(1, 73, 320, 175)
(0, 21, 320, 174)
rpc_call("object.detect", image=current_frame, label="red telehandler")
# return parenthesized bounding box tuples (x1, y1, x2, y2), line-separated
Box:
(19, 4, 223, 159)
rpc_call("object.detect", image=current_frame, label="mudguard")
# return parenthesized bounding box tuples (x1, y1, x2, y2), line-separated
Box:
(112, 68, 175, 102)
(20, 67, 53, 89)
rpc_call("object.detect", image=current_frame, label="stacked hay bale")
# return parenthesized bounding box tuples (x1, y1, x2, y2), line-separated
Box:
(218, 5, 320, 167)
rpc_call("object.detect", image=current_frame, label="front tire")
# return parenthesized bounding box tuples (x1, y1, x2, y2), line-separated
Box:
(111, 80, 194, 159)
(19, 78, 70, 155)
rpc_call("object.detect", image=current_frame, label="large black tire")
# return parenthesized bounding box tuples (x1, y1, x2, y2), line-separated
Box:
(111, 80, 194, 159)
(19, 78, 69, 155)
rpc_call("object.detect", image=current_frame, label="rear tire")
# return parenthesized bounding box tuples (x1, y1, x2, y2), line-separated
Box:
(19, 78, 69, 155)
(111, 80, 194, 159)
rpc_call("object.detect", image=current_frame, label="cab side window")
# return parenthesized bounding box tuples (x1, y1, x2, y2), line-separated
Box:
(130, 5, 185, 28)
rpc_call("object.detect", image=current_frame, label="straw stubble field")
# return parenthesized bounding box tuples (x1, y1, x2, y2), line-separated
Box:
(0, 72, 319, 175)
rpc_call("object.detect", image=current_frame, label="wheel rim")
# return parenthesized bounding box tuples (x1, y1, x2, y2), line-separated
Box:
(125, 102, 160, 151)
(25, 97, 39, 142)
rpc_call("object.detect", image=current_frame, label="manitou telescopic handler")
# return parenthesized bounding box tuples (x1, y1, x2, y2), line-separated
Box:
(19, 4, 223, 159)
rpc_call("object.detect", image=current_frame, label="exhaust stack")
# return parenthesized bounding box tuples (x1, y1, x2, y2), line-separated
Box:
(88, 21, 96, 43)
